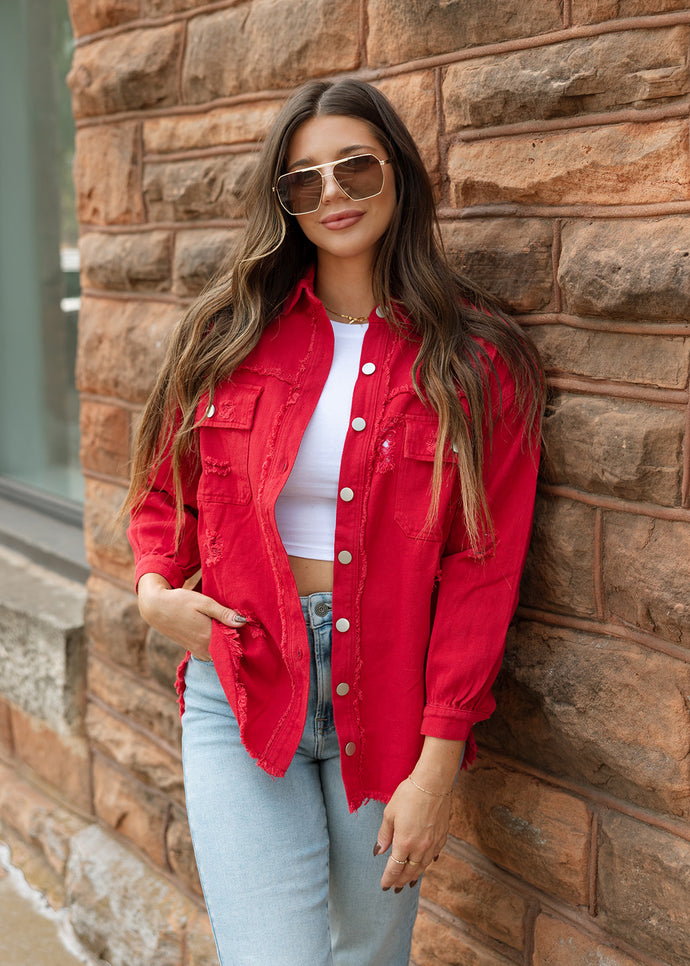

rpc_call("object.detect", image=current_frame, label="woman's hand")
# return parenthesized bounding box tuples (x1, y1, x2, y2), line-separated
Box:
(374, 737, 465, 892)
(136, 572, 246, 661)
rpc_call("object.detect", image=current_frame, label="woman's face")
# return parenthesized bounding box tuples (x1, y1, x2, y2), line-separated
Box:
(284, 115, 397, 270)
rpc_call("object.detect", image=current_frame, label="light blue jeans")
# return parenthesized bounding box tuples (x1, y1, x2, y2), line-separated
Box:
(181, 592, 419, 966)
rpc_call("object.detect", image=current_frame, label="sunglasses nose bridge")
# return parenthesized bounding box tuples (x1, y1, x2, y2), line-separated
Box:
(320, 163, 350, 201)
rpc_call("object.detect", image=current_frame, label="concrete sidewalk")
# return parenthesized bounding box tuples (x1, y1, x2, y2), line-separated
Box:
(0, 848, 98, 966)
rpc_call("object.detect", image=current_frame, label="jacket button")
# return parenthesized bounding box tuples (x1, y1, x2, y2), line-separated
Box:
(375, 306, 385, 317)
(336, 682, 350, 696)
(339, 487, 354, 502)
(206, 404, 215, 418)
(335, 618, 350, 632)
(361, 362, 376, 375)
(337, 550, 352, 565)
(345, 741, 357, 756)
(351, 417, 366, 432)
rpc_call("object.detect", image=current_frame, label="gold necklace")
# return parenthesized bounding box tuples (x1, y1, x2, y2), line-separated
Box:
(322, 303, 370, 325)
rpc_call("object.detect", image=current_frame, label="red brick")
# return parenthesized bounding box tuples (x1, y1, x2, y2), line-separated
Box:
(412, 905, 517, 966)
(558, 218, 690, 321)
(89, 653, 180, 746)
(542, 394, 684, 506)
(448, 121, 690, 209)
(533, 914, 644, 966)
(441, 219, 553, 313)
(68, 25, 182, 118)
(93, 754, 168, 865)
(80, 400, 131, 479)
(144, 101, 283, 154)
(10, 706, 92, 813)
(421, 850, 526, 950)
(76, 295, 179, 403)
(520, 495, 597, 618)
(181, 1, 359, 103)
(484, 621, 690, 818)
(443, 28, 690, 131)
(451, 761, 591, 904)
(80, 230, 172, 293)
(598, 812, 690, 965)
(529, 325, 690, 391)
(85, 576, 147, 673)
(368, 0, 562, 67)
(86, 701, 184, 804)
(73, 124, 143, 225)
(603, 513, 690, 648)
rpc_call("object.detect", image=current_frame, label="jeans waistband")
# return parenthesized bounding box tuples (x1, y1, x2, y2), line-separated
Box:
(300, 591, 333, 629)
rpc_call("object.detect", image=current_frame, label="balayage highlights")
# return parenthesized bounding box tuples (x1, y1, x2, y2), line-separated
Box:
(125, 79, 544, 551)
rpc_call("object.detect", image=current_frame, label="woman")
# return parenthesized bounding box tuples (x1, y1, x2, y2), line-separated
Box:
(126, 79, 543, 966)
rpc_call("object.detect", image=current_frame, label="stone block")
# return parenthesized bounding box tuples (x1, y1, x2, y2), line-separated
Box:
(0, 696, 13, 756)
(80, 400, 131, 479)
(440, 219, 553, 312)
(146, 627, 185, 691)
(376, 72, 439, 185)
(603, 514, 690, 648)
(181, 1, 359, 103)
(86, 702, 184, 803)
(89, 654, 180, 746)
(572, 0, 689, 23)
(141, 0, 210, 16)
(184, 907, 218, 966)
(598, 812, 690, 965)
(143, 155, 258, 222)
(144, 101, 283, 154)
(0, 824, 67, 911)
(68, 25, 182, 119)
(166, 804, 202, 896)
(66, 824, 195, 966)
(448, 121, 689, 208)
(520, 495, 597, 617)
(412, 904, 517, 966)
(76, 295, 179, 403)
(421, 850, 526, 950)
(93, 754, 168, 866)
(82, 478, 133, 584)
(443, 27, 690, 131)
(10, 707, 92, 813)
(69, 0, 139, 37)
(0, 545, 86, 733)
(558, 218, 690, 321)
(529, 325, 690, 391)
(85, 576, 147, 673)
(80, 231, 172, 293)
(73, 124, 143, 225)
(483, 621, 690, 818)
(542, 394, 684, 505)
(533, 914, 644, 966)
(368, 0, 562, 67)
(451, 761, 591, 904)
(172, 229, 240, 296)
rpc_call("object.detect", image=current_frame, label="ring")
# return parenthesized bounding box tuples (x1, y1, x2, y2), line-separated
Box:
(390, 854, 408, 865)
(407, 859, 421, 866)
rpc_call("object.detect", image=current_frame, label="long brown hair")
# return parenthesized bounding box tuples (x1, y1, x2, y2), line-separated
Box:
(125, 79, 544, 551)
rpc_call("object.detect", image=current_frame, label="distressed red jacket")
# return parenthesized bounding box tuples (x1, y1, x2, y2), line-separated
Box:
(128, 273, 540, 811)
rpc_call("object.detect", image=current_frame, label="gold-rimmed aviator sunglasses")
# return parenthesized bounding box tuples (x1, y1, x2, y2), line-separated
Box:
(274, 154, 392, 216)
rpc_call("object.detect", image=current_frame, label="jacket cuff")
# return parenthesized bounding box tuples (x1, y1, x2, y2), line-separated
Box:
(420, 706, 478, 742)
(134, 555, 188, 592)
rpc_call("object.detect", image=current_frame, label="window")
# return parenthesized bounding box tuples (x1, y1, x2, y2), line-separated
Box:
(0, 0, 83, 508)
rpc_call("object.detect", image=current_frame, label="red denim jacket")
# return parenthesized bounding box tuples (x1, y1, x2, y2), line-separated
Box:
(128, 273, 540, 811)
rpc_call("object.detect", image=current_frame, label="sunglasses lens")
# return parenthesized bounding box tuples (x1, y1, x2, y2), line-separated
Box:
(277, 168, 323, 215)
(333, 155, 383, 200)
(276, 155, 385, 215)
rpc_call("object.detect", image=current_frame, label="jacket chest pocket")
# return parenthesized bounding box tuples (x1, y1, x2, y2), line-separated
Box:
(196, 384, 263, 505)
(394, 416, 455, 540)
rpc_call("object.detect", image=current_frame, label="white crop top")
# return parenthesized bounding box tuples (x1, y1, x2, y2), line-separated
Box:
(274, 321, 368, 560)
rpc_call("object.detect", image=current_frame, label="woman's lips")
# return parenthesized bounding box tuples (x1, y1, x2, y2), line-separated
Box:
(320, 209, 364, 230)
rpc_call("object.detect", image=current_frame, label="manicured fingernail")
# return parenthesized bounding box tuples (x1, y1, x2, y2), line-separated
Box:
(410, 880, 418, 888)
(234, 614, 247, 624)
(373, 842, 382, 856)
(433, 854, 439, 861)
(394, 887, 403, 894)
(382, 886, 390, 892)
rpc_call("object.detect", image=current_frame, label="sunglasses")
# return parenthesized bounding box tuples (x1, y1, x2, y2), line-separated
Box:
(274, 153, 392, 215)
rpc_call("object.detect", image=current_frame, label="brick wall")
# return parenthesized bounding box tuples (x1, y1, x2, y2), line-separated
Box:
(3, 2, 688, 964)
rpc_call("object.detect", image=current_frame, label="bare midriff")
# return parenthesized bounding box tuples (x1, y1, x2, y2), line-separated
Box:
(288, 555, 334, 596)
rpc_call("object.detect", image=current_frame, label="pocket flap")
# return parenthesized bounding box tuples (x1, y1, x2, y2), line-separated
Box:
(195, 384, 263, 430)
